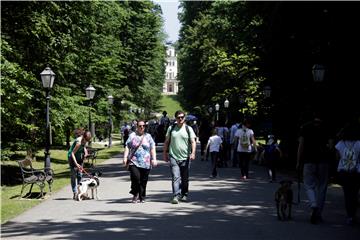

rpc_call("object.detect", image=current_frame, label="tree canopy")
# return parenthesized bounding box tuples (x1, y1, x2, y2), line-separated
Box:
(178, 1, 268, 119)
(1, 0, 166, 155)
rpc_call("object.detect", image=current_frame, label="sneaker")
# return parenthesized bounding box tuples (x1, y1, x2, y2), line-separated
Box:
(140, 199, 146, 203)
(179, 195, 188, 202)
(170, 196, 179, 204)
(73, 193, 77, 200)
(131, 195, 139, 203)
(209, 175, 216, 179)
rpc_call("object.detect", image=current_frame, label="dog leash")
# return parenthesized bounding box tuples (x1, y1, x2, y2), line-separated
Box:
(78, 165, 94, 178)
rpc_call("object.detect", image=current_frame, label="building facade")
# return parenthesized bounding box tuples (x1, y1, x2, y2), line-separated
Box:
(163, 45, 179, 95)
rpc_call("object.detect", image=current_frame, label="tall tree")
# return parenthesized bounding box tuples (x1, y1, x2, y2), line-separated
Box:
(178, 1, 266, 116)
(1, 0, 165, 156)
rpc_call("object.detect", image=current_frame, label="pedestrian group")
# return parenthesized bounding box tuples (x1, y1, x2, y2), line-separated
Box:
(67, 109, 360, 226)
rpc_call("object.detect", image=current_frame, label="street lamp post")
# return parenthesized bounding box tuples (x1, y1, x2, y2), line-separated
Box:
(119, 100, 125, 128)
(40, 66, 55, 169)
(312, 64, 326, 83)
(264, 86, 272, 98)
(224, 99, 229, 124)
(208, 106, 214, 124)
(264, 86, 272, 113)
(311, 63, 327, 111)
(239, 95, 245, 114)
(215, 103, 220, 122)
(263, 86, 272, 134)
(86, 84, 96, 141)
(107, 95, 114, 148)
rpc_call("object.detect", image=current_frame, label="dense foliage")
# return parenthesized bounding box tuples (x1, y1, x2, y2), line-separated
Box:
(1, 0, 166, 156)
(178, 1, 269, 118)
(177, 1, 360, 163)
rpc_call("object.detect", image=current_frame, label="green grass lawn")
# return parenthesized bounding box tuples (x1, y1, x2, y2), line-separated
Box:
(159, 95, 182, 118)
(1, 144, 122, 224)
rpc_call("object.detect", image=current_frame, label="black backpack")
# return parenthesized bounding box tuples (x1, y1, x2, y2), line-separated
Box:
(264, 144, 279, 162)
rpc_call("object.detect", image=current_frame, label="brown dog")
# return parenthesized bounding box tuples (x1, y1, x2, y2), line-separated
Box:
(275, 180, 293, 221)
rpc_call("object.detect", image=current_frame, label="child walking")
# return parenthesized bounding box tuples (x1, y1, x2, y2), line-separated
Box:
(263, 135, 282, 182)
(205, 129, 223, 178)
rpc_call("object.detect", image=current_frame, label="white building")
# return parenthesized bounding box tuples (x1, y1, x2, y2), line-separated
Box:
(163, 45, 179, 95)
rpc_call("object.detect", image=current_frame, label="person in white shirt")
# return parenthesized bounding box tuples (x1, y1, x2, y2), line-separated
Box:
(206, 128, 223, 178)
(234, 119, 257, 179)
(335, 121, 360, 225)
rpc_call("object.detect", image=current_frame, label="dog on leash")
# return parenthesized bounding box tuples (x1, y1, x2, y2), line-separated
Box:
(275, 180, 293, 221)
(77, 170, 102, 201)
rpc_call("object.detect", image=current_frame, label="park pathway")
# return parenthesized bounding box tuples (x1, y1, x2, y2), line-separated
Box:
(1, 145, 359, 239)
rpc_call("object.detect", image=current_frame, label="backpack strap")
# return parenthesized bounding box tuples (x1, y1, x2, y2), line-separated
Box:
(165, 124, 176, 152)
(128, 134, 145, 160)
(185, 125, 192, 155)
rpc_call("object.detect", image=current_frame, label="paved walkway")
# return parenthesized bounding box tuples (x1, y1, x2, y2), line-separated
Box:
(1, 146, 359, 239)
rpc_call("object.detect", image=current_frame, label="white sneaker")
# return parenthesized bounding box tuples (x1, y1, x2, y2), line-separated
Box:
(170, 196, 179, 204)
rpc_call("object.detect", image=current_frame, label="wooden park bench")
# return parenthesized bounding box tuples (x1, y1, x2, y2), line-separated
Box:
(85, 147, 98, 167)
(17, 158, 54, 199)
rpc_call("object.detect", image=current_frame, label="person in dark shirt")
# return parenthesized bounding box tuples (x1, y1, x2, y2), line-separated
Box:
(297, 112, 334, 224)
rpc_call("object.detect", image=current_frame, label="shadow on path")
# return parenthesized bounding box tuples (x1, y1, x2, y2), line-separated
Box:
(2, 147, 360, 240)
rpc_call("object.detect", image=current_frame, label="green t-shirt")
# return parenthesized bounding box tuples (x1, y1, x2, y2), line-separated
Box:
(166, 124, 196, 161)
(67, 137, 86, 166)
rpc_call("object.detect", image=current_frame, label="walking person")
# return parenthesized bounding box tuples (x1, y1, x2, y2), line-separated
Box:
(121, 122, 131, 147)
(205, 128, 223, 178)
(296, 111, 334, 224)
(160, 110, 170, 127)
(335, 121, 360, 225)
(263, 135, 282, 182)
(199, 118, 212, 161)
(163, 110, 197, 204)
(230, 119, 241, 167)
(234, 119, 257, 179)
(215, 120, 229, 167)
(158, 111, 170, 143)
(68, 130, 92, 200)
(123, 120, 157, 203)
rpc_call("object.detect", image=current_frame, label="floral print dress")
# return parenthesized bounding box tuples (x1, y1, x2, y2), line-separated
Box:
(126, 132, 155, 169)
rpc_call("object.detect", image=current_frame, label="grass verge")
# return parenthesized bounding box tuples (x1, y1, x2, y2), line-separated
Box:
(160, 95, 182, 118)
(1, 144, 122, 224)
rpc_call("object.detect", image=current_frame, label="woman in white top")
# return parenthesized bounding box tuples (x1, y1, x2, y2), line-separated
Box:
(335, 122, 360, 225)
(234, 119, 257, 179)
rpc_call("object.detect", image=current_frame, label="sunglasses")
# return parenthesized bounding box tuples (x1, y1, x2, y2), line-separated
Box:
(138, 125, 145, 128)
(176, 115, 185, 120)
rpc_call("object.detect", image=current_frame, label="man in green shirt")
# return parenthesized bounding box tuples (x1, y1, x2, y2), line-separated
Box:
(163, 110, 197, 204)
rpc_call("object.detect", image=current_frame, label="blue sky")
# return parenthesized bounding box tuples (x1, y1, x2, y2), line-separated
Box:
(153, 0, 181, 43)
